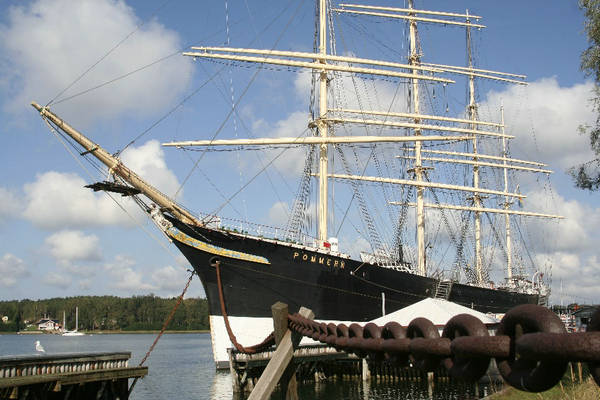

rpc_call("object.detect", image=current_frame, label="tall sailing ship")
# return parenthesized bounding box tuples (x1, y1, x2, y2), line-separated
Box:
(32, 1, 562, 367)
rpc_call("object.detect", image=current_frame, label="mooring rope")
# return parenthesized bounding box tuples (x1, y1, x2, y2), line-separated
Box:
(214, 259, 275, 354)
(128, 269, 196, 395)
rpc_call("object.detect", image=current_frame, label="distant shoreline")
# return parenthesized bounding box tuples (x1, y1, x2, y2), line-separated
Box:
(1, 330, 209, 335)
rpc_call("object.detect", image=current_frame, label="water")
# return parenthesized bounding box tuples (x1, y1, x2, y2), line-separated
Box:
(0, 333, 492, 399)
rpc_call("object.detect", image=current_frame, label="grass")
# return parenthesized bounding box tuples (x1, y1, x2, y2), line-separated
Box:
(485, 364, 600, 400)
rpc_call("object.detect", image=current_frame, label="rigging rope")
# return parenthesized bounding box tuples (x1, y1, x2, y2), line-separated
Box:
(116, 67, 224, 157)
(47, 0, 175, 107)
(286, 146, 316, 241)
(206, 128, 310, 219)
(173, 0, 308, 199)
(128, 269, 196, 395)
(41, 117, 181, 260)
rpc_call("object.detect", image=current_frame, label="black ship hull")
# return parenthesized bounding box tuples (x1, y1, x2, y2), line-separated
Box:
(167, 216, 541, 319)
(163, 216, 542, 367)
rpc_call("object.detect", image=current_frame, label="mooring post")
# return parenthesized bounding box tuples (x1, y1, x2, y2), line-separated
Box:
(361, 358, 370, 382)
(271, 302, 297, 400)
(247, 303, 314, 400)
(228, 348, 240, 393)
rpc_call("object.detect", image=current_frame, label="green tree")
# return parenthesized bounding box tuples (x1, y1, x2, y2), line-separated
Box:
(572, 0, 600, 189)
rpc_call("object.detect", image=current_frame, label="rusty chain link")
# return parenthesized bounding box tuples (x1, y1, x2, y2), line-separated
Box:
(287, 304, 600, 393)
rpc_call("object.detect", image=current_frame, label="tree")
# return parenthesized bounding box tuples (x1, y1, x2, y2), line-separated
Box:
(572, 0, 600, 189)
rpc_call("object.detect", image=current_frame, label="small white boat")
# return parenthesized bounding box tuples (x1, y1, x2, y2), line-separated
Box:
(62, 307, 85, 336)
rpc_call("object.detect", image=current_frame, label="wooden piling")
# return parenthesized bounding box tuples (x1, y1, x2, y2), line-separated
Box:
(247, 304, 314, 400)
(361, 359, 370, 382)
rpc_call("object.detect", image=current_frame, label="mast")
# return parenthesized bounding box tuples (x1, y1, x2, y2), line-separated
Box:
(501, 106, 513, 280)
(30, 102, 201, 227)
(171, 3, 559, 266)
(466, 10, 484, 285)
(408, 0, 426, 276)
(317, 0, 329, 245)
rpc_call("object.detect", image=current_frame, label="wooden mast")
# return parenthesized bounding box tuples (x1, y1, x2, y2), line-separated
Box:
(30, 101, 201, 227)
(466, 10, 484, 285)
(407, 0, 426, 276)
(317, 0, 329, 246)
(168, 2, 562, 283)
(501, 106, 514, 280)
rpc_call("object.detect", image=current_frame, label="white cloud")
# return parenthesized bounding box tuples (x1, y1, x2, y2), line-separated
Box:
(344, 236, 372, 259)
(255, 111, 311, 177)
(0, 0, 193, 125)
(528, 190, 600, 252)
(21, 138, 182, 230)
(0, 187, 21, 224)
(480, 78, 595, 170)
(45, 230, 102, 264)
(536, 252, 600, 303)
(0, 253, 28, 287)
(79, 279, 92, 290)
(60, 264, 97, 277)
(43, 271, 72, 289)
(104, 255, 155, 291)
(175, 254, 190, 267)
(120, 140, 183, 198)
(22, 171, 139, 229)
(267, 201, 290, 227)
(151, 265, 189, 292)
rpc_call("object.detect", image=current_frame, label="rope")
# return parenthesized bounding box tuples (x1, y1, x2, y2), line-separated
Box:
(128, 269, 196, 395)
(214, 260, 275, 354)
(47, 0, 175, 107)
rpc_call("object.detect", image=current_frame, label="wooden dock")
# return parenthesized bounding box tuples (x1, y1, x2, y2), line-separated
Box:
(0, 352, 147, 400)
(229, 344, 358, 392)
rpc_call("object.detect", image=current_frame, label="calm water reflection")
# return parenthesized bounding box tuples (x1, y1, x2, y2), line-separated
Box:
(0, 333, 492, 399)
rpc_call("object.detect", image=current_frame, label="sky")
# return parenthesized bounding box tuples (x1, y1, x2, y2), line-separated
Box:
(0, 0, 598, 306)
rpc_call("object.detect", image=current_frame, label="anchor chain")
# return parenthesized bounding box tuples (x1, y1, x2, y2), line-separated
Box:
(286, 304, 600, 393)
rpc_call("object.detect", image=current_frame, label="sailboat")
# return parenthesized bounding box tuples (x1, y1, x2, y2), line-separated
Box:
(62, 307, 85, 336)
(32, 1, 562, 367)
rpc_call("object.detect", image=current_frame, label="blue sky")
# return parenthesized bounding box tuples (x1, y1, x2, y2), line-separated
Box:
(0, 0, 598, 305)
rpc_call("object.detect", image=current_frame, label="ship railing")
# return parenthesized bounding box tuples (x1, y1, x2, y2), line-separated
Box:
(198, 213, 318, 248)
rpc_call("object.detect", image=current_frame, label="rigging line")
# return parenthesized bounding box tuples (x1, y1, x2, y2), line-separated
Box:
(224, 0, 247, 228)
(46, 0, 175, 107)
(334, 78, 403, 237)
(51, 52, 180, 106)
(173, 0, 308, 199)
(203, 63, 293, 218)
(51, 125, 107, 178)
(207, 128, 310, 218)
(193, 3, 301, 201)
(52, 16, 251, 107)
(42, 117, 181, 261)
(116, 67, 224, 157)
(178, 147, 244, 220)
(514, 213, 536, 274)
(332, 15, 405, 242)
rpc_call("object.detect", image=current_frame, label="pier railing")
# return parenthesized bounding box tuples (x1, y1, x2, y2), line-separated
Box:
(0, 352, 131, 378)
(0, 352, 147, 400)
(245, 303, 600, 399)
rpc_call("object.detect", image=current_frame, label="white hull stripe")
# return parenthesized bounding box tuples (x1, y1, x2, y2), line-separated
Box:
(167, 227, 270, 265)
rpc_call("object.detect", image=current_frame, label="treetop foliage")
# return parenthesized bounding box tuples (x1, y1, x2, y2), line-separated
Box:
(0, 295, 209, 332)
(572, 0, 600, 190)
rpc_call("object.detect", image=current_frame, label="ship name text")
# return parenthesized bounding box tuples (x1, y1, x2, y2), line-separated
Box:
(292, 252, 345, 269)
